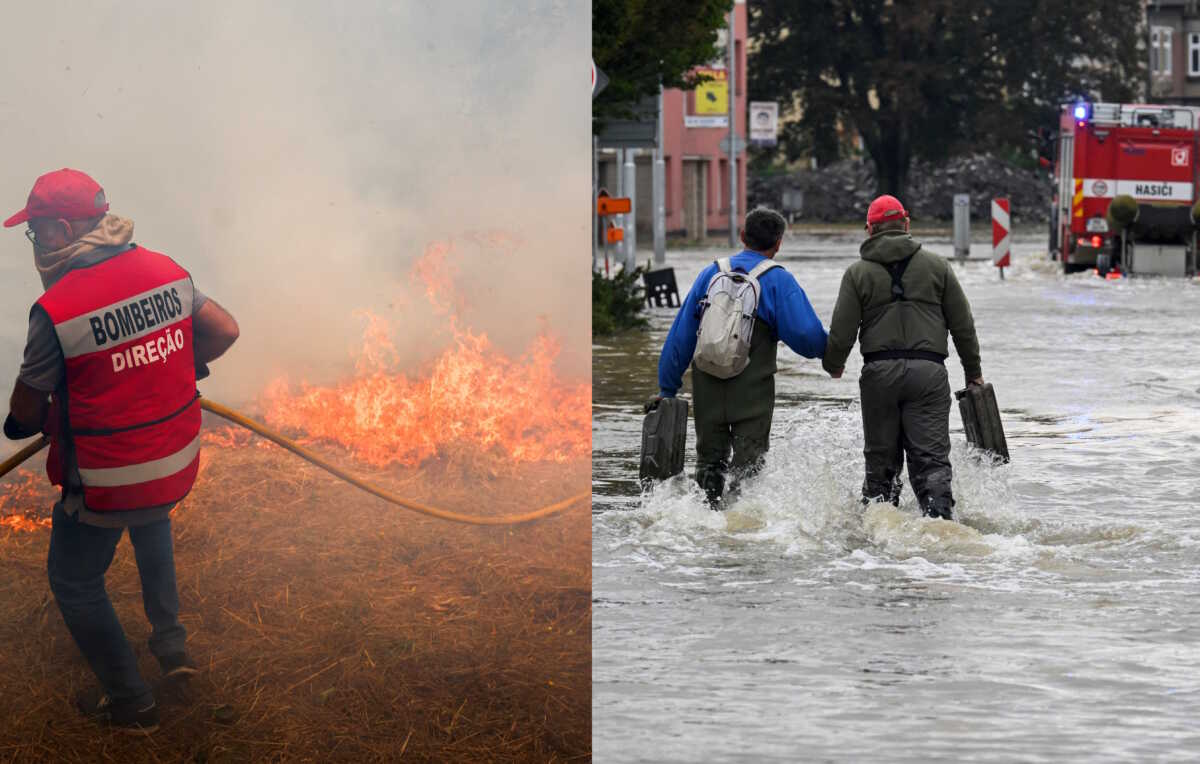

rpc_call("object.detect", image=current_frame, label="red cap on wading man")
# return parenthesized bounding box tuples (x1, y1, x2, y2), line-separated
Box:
(866, 194, 908, 228)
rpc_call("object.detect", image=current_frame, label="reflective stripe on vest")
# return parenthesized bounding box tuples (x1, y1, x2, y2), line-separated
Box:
(77, 434, 201, 487)
(54, 276, 193, 360)
(36, 246, 202, 512)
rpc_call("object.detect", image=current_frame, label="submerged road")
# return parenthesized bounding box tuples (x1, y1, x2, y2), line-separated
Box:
(593, 228, 1200, 763)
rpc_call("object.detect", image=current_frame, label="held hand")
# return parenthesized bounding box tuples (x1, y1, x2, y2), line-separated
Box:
(644, 395, 664, 414)
(969, 377, 984, 387)
(828, 368, 843, 379)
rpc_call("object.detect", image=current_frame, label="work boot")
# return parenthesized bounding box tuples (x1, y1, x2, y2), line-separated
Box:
(704, 489, 724, 511)
(696, 469, 726, 511)
(922, 497, 955, 521)
(863, 469, 903, 508)
(861, 484, 901, 507)
(158, 651, 199, 680)
(76, 689, 159, 735)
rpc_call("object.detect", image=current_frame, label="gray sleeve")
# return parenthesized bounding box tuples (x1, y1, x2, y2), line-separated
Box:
(189, 283, 212, 380)
(192, 284, 209, 314)
(17, 306, 64, 392)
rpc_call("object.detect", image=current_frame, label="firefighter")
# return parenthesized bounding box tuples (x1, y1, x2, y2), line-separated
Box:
(654, 207, 827, 507)
(823, 195, 982, 520)
(3, 168, 239, 733)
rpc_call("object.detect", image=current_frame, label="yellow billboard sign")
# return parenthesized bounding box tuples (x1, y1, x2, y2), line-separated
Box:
(693, 68, 728, 115)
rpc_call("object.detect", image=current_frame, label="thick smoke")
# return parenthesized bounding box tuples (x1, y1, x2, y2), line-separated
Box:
(0, 0, 589, 405)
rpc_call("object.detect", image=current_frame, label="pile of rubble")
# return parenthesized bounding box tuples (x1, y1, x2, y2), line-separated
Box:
(749, 153, 1055, 224)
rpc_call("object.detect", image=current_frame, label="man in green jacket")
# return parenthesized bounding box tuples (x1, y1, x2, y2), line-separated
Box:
(823, 195, 983, 520)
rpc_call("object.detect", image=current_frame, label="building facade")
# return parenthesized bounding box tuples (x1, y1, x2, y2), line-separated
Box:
(1148, 0, 1200, 104)
(597, 1, 748, 243)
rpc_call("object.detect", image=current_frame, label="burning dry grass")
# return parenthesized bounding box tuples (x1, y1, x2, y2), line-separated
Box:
(0, 431, 590, 762)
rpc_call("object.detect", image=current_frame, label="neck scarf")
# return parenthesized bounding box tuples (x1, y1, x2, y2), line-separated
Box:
(35, 214, 134, 289)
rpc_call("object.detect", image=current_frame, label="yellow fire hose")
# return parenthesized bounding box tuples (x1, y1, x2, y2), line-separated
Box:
(0, 398, 588, 526)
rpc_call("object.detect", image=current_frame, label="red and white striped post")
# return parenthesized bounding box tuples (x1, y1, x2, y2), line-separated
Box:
(992, 197, 1011, 279)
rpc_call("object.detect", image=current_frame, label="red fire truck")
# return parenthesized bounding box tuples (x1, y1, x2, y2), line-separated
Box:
(1053, 102, 1200, 275)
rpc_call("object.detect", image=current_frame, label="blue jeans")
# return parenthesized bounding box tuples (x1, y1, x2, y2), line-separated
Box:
(47, 503, 187, 704)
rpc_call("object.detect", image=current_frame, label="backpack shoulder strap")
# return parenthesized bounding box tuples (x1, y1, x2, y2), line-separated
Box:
(701, 258, 732, 307)
(883, 253, 916, 302)
(747, 258, 781, 281)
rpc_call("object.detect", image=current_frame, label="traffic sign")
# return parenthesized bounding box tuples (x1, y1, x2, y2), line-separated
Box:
(749, 101, 778, 147)
(596, 95, 658, 148)
(597, 196, 632, 216)
(992, 197, 1011, 269)
(592, 59, 609, 100)
(718, 133, 746, 154)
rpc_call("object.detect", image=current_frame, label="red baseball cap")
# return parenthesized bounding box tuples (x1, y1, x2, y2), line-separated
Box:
(866, 194, 908, 225)
(3, 168, 109, 228)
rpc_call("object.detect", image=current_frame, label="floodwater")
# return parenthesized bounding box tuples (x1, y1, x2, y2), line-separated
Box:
(593, 229, 1200, 763)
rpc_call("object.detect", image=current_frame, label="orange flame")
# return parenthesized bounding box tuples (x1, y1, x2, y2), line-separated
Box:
(0, 236, 588, 534)
(260, 239, 590, 467)
(0, 468, 55, 533)
(0, 514, 51, 532)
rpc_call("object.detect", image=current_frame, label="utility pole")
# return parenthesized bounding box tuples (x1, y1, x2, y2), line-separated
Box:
(653, 83, 666, 265)
(615, 147, 625, 268)
(727, 3, 738, 247)
(593, 134, 600, 271)
(623, 149, 637, 271)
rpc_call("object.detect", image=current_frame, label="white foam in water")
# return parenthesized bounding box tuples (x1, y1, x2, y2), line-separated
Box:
(627, 400, 1047, 573)
(833, 547, 971, 579)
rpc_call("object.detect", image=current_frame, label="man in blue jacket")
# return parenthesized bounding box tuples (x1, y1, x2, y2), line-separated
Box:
(655, 207, 827, 507)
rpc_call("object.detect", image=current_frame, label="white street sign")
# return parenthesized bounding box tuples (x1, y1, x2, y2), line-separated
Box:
(749, 101, 778, 146)
(685, 115, 728, 128)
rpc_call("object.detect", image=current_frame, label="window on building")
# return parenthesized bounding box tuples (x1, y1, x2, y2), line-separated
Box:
(1152, 27, 1173, 76)
(1190, 32, 1200, 76)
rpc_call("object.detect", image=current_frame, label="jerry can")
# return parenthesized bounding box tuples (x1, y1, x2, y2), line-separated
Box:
(639, 397, 688, 483)
(955, 383, 1010, 463)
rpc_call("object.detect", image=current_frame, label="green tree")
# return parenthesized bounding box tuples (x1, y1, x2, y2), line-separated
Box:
(593, 0, 731, 122)
(992, 0, 1143, 142)
(750, 0, 1143, 196)
(592, 267, 648, 337)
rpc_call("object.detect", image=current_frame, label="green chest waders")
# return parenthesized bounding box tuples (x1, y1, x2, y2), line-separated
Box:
(691, 318, 777, 505)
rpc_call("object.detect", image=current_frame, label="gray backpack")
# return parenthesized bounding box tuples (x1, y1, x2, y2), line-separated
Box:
(693, 257, 780, 379)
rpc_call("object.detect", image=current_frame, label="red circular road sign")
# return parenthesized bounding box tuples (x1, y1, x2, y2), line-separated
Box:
(591, 60, 608, 99)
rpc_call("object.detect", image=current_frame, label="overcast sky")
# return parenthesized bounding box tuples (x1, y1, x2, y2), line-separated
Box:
(0, 0, 589, 399)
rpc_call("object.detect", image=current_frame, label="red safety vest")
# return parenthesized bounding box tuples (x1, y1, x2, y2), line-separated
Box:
(37, 246, 201, 512)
